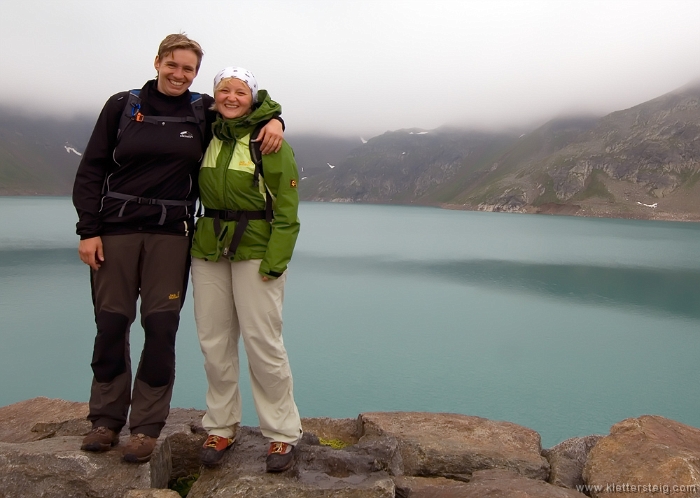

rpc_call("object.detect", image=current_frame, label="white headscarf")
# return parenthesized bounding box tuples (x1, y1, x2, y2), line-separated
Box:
(213, 66, 258, 103)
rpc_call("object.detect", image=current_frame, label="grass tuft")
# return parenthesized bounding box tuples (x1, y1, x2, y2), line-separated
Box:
(318, 437, 351, 449)
(170, 474, 199, 498)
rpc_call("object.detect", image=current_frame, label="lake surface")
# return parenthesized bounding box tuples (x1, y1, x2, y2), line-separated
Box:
(1, 196, 699, 448)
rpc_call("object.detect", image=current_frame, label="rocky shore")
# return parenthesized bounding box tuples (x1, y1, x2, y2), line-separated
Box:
(1, 398, 699, 498)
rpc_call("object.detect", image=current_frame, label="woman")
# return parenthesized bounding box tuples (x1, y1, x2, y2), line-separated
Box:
(191, 67, 302, 472)
(73, 35, 284, 464)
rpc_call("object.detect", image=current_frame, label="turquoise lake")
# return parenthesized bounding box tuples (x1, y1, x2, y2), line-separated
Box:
(1, 196, 699, 448)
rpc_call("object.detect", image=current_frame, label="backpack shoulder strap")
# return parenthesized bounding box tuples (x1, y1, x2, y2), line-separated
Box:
(249, 120, 269, 184)
(118, 90, 206, 144)
(249, 120, 273, 222)
(117, 90, 141, 140)
(189, 92, 207, 147)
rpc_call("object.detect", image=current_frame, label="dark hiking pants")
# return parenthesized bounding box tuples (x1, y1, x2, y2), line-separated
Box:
(87, 233, 190, 437)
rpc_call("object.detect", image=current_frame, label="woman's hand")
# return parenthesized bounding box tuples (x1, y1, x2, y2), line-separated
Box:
(78, 236, 104, 270)
(255, 119, 284, 154)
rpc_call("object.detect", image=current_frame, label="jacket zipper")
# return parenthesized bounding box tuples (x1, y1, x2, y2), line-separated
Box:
(220, 137, 235, 256)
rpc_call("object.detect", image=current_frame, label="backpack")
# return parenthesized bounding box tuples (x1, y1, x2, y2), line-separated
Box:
(117, 89, 207, 147)
(103, 89, 207, 225)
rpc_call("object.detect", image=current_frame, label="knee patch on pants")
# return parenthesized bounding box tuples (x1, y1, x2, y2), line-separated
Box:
(92, 311, 129, 383)
(137, 311, 179, 387)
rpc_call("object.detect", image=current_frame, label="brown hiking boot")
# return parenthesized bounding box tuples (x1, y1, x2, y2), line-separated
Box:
(121, 433, 157, 463)
(200, 434, 235, 466)
(265, 442, 296, 473)
(80, 426, 119, 452)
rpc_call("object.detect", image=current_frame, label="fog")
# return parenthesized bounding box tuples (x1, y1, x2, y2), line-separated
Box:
(2, 0, 699, 136)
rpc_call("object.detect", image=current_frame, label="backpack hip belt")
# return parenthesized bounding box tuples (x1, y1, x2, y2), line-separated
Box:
(105, 191, 194, 225)
(203, 207, 270, 257)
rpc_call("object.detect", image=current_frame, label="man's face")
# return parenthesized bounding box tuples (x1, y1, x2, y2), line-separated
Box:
(154, 49, 199, 97)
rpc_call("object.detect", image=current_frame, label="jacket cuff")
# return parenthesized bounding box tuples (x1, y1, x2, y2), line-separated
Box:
(260, 269, 284, 279)
(79, 233, 101, 240)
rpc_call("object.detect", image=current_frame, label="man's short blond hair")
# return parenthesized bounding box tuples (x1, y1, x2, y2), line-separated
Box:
(157, 33, 204, 71)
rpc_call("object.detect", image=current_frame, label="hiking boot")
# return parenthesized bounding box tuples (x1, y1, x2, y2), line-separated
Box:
(200, 435, 235, 466)
(121, 433, 157, 463)
(265, 442, 296, 473)
(80, 426, 119, 452)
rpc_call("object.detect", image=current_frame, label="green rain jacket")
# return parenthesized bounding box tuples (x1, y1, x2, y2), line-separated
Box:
(190, 91, 300, 278)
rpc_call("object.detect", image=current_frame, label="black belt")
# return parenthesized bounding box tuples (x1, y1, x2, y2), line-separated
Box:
(204, 208, 270, 257)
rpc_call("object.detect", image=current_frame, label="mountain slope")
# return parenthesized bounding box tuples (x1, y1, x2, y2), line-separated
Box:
(299, 128, 519, 204)
(464, 81, 700, 219)
(299, 81, 700, 220)
(0, 110, 360, 196)
(0, 107, 93, 194)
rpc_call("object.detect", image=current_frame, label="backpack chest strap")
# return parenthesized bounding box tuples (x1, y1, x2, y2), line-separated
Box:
(138, 115, 200, 125)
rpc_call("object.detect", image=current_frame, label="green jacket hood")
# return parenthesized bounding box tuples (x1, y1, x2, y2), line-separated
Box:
(212, 90, 281, 141)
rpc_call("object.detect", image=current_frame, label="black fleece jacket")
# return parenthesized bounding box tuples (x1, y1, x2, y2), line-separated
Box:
(72, 80, 216, 239)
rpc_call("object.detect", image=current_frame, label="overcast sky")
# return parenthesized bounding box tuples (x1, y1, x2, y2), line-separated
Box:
(2, 0, 699, 136)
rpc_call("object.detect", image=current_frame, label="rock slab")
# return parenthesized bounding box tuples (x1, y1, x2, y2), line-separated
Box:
(124, 491, 181, 498)
(393, 476, 473, 497)
(460, 469, 588, 497)
(0, 436, 170, 498)
(360, 411, 550, 479)
(0, 397, 89, 443)
(583, 415, 700, 498)
(395, 470, 589, 498)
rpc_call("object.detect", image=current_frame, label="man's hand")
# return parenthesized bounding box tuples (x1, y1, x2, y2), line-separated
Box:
(255, 119, 284, 154)
(78, 236, 104, 270)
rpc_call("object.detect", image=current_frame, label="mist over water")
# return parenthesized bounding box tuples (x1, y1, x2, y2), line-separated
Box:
(1, 197, 699, 447)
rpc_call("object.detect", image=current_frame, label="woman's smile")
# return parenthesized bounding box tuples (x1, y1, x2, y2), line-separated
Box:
(215, 79, 253, 119)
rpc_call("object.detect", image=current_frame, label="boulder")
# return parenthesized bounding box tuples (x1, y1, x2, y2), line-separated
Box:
(583, 415, 700, 498)
(0, 435, 170, 498)
(188, 426, 394, 498)
(543, 435, 604, 489)
(158, 407, 207, 480)
(360, 412, 550, 479)
(352, 433, 403, 476)
(0, 397, 89, 443)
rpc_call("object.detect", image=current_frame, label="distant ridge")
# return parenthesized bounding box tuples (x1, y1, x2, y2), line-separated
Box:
(3, 82, 700, 221)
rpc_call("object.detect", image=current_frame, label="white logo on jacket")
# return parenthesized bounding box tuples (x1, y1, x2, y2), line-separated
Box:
(180, 131, 194, 139)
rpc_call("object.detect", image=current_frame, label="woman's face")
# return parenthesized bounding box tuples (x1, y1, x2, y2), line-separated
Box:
(215, 79, 253, 119)
(154, 49, 199, 97)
